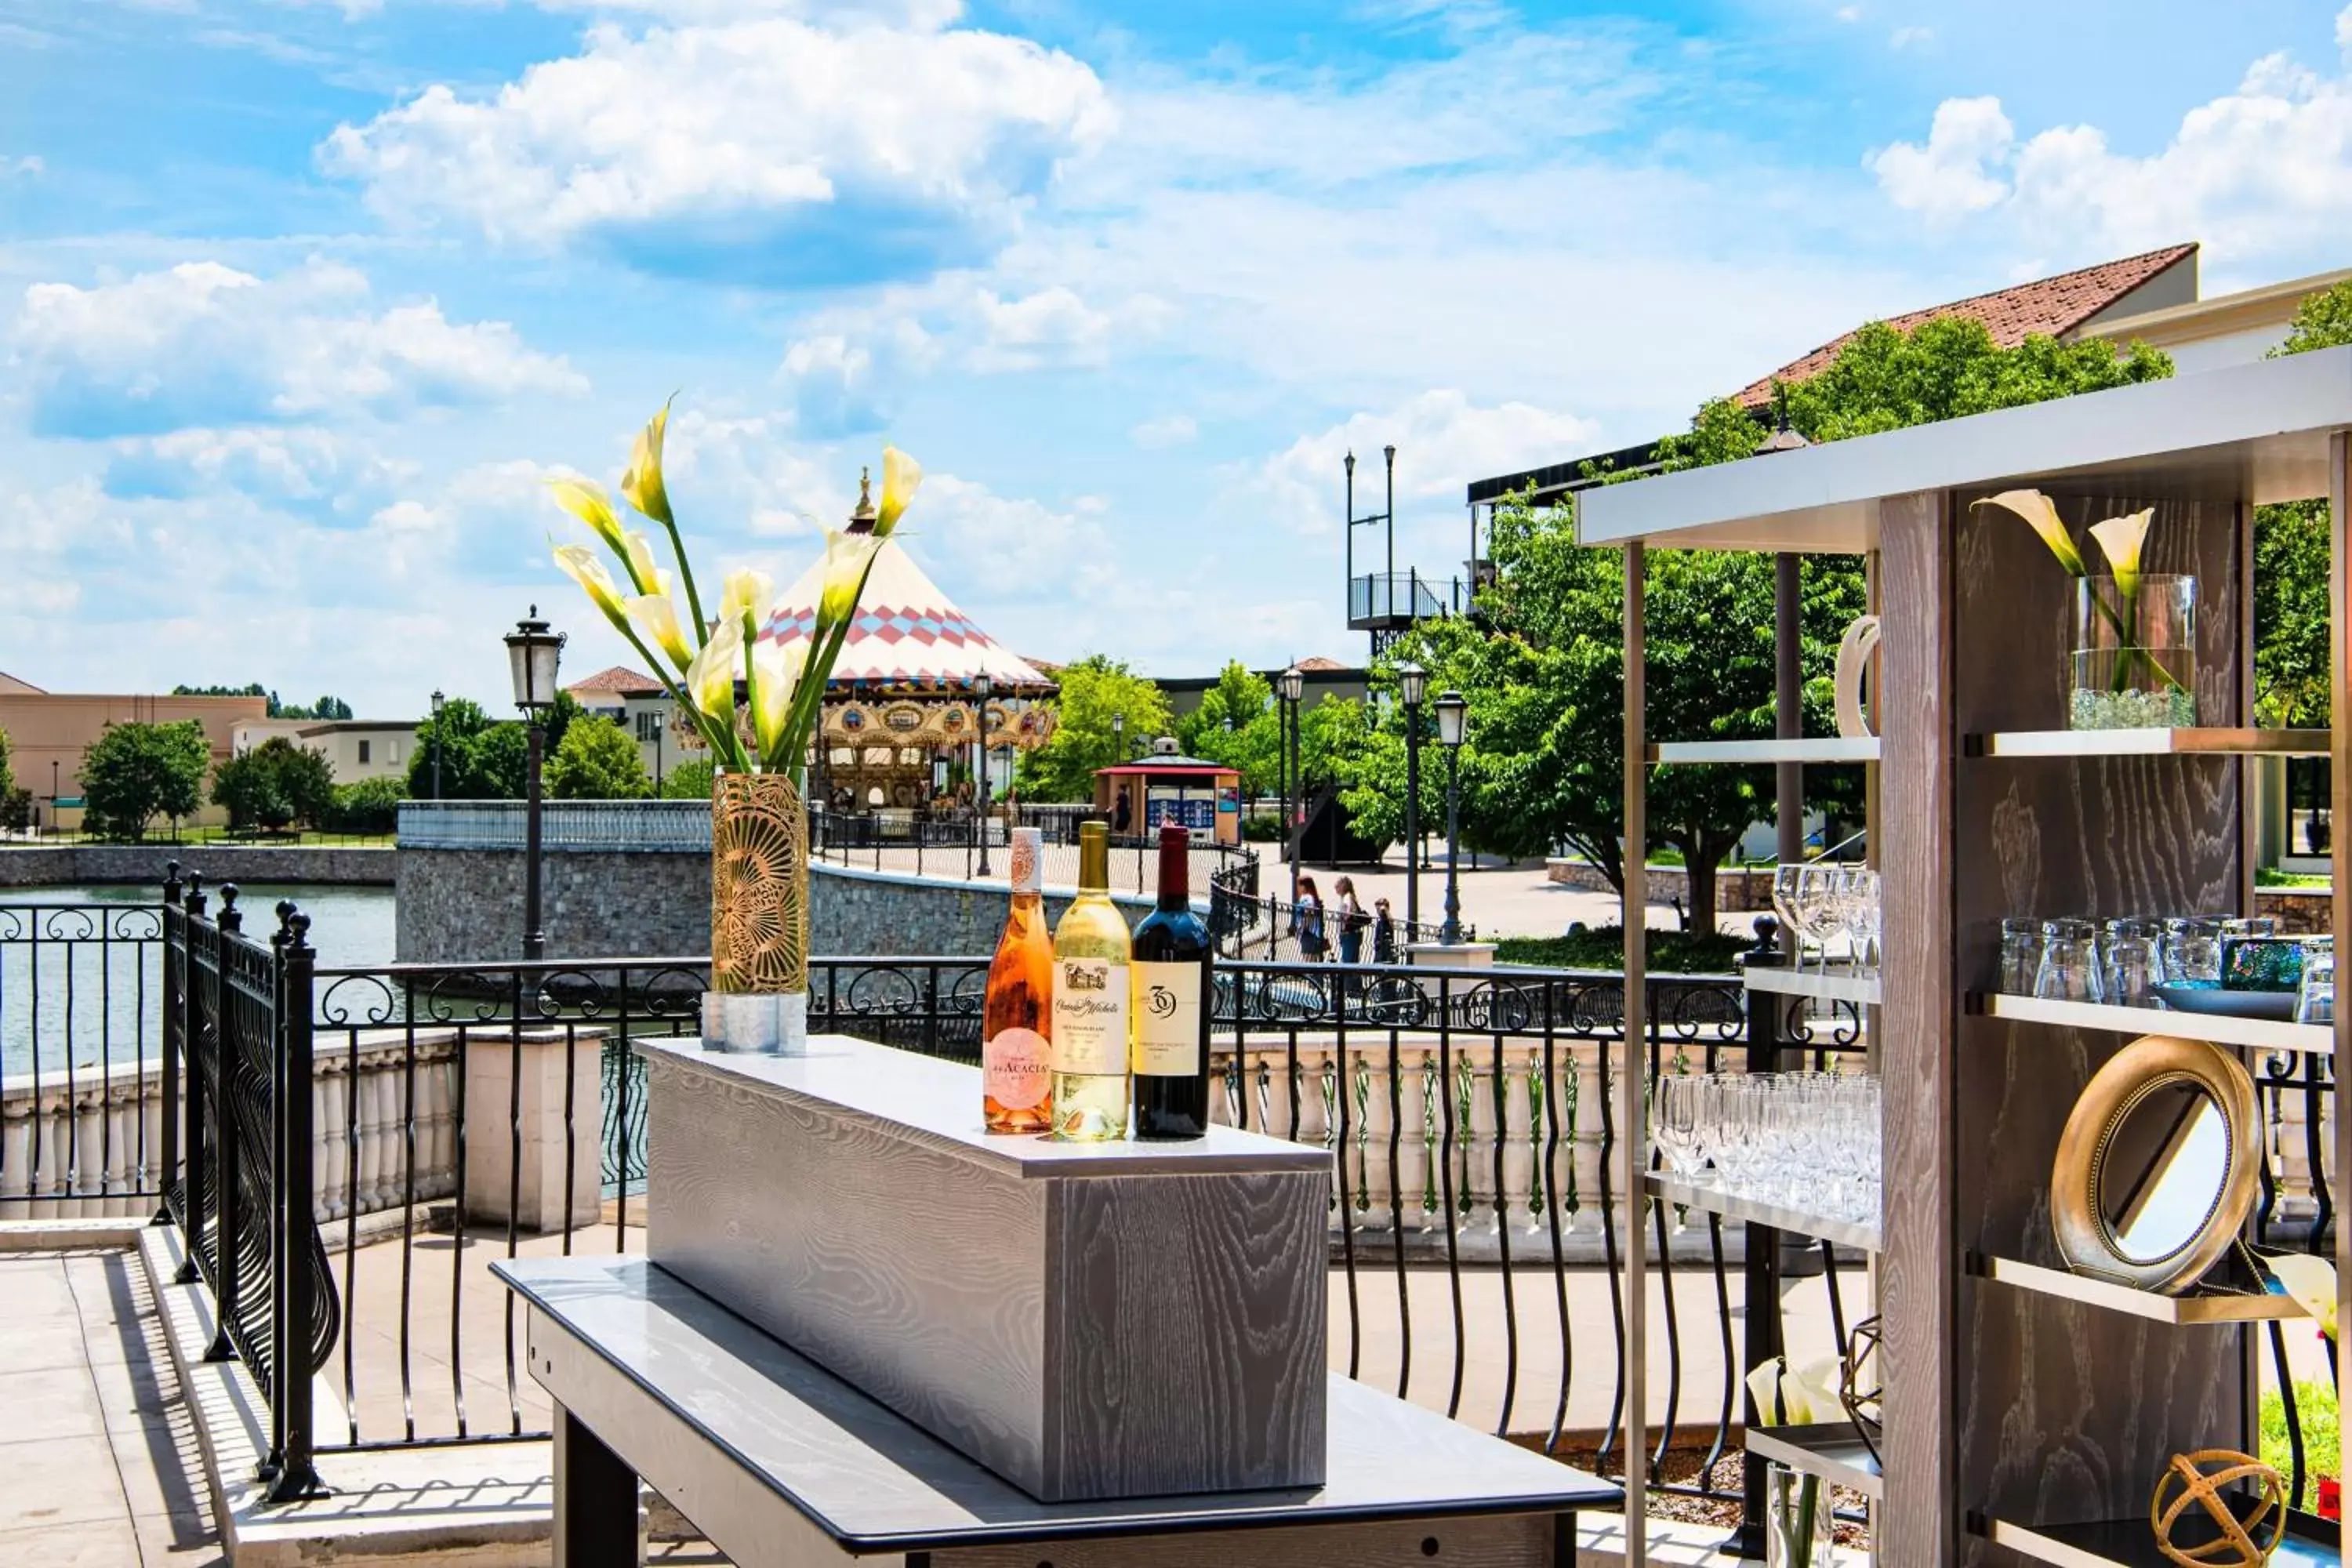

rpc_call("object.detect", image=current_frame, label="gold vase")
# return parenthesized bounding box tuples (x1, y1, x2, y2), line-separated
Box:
(710, 771, 810, 1013)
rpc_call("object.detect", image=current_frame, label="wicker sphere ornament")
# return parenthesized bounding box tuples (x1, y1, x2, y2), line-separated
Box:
(1838, 1315, 1885, 1468)
(2149, 1450, 2287, 1568)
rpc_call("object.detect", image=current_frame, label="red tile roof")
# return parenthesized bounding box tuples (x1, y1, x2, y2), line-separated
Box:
(564, 665, 666, 696)
(1296, 655, 1348, 672)
(1733, 244, 2198, 408)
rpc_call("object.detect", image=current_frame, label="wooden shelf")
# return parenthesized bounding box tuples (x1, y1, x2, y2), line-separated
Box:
(1969, 1254, 2305, 1324)
(1970, 726, 2331, 758)
(1648, 1173, 1880, 1253)
(1744, 1422, 1882, 1501)
(1977, 1506, 2338, 1567)
(1744, 967, 1881, 1007)
(1646, 737, 1880, 765)
(1976, 991, 2332, 1055)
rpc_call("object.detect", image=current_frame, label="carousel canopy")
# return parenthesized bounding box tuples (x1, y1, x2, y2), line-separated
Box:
(760, 543, 1054, 694)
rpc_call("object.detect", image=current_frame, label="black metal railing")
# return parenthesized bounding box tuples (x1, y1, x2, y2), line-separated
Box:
(810, 806, 1258, 899)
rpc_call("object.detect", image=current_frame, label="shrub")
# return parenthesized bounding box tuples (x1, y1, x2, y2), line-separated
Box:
(1494, 926, 1751, 975)
(324, 777, 405, 836)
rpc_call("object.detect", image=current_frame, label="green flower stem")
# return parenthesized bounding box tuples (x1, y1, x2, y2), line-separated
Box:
(1795, 1473, 1820, 1563)
(658, 517, 708, 653)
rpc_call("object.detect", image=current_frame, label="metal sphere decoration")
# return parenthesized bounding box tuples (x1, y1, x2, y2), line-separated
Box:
(1838, 1315, 1885, 1467)
(2149, 1450, 2286, 1568)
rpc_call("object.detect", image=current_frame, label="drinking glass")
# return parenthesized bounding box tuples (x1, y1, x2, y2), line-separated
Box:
(1772, 865, 1806, 964)
(1656, 1076, 1708, 1178)
(2160, 918, 2223, 986)
(1999, 918, 2043, 996)
(1795, 864, 1844, 973)
(1842, 868, 1882, 974)
(2034, 918, 2105, 1003)
(2297, 941, 2336, 1026)
(2102, 920, 2161, 1007)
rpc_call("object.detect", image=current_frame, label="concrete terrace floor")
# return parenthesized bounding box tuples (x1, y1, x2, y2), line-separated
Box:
(0, 1249, 222, 1566)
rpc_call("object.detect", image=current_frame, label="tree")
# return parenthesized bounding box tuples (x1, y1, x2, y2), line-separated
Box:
(547, 713, 652, 799)
(1174, 662, 1280, 801)
(1014, 656, 1174, 802)
(2252, 277, 2352, 728)
(0, 724, 23, 833)
(0, 722, 13, 800)
(80, 720, 209, 841)
(401, 696, 580, 800)
(660, 757, 717, 800)
(324, 777, 405, 835)
(169, 683, 352, 720)
(211, 738, 336, 833)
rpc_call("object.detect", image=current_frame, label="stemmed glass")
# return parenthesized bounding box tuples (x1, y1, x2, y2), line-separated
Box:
(1795, 863, 1844, 973)
(1839, 867, 1882, 975)
(1656, 1076, 1710, 1180)
(1772, 864, 1806, 964)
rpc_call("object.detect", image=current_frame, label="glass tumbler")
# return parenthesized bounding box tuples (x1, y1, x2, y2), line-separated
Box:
(2102, 920, 2161, 1007)
(2297, 940, 2336, 1026)
(2034, 918, 2105, 1003)
(2161, 918, 2223, 987)
(1999, 918, 2043, 996)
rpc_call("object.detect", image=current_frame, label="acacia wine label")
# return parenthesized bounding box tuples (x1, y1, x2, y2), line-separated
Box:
(1052, 956, 1130, 1075)
(983, 1026, 1051, 1109)
(1132, 962, 1204, 1075)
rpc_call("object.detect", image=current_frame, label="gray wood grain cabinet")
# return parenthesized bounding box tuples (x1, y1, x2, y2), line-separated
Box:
(638, 1036, 1332, 1503)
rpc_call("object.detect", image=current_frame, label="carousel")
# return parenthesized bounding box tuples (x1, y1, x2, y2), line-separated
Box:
(759, 535, 1057, 817)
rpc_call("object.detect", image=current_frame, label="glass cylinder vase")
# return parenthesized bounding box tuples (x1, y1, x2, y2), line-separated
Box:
(706, 770, 811, 1055)
(1764, 1464, 1836, 1568)
(2070, 574, 2196, 731)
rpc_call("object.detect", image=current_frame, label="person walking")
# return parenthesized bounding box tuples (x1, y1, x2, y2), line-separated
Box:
(1334, 876, 1367, 965)
(1294, 875, 1330, 963)
(1370, 897, 1398, 965)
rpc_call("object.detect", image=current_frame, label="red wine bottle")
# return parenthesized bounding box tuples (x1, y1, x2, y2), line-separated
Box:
(1131, 822, 1212, 1139)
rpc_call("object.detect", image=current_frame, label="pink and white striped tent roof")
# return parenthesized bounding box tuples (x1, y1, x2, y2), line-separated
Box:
(759, 543, 1054, 694)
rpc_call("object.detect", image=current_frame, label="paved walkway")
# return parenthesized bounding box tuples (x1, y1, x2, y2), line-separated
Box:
(0, 1248, 221, 1566)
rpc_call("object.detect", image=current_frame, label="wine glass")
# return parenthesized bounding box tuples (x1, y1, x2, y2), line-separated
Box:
(1656, 1075, 1708, 1178)
(1795, 863, 1844, 974)
(1771, 864, 1805, 964)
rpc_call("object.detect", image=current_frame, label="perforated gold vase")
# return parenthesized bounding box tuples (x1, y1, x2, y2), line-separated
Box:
(704, 771, 811, 1054)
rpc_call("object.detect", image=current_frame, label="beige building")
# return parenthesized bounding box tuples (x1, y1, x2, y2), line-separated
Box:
(2076, 263, 2352, 374)
(564, 666, 678, 786)
(0, 673, 266, 829)
(296, 720, 418, 784)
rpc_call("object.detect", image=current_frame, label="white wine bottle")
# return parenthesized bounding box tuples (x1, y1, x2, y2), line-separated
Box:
(1051, 820, 1131, 1140)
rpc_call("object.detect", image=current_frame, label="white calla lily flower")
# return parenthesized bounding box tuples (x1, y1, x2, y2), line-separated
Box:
(626, 593, 693, 674)
(2089, 508, 2154, 601)
(622, 532, 671, 598)
(818, 530, 886, 624)
(2267, 1251, 2339, 1341)
(877, 445, 923, 537)
(684, 616, 743, 730)
(719, 566, 775, 633)
(554, 544, 628, 624)
(751, 637, 799, 763)
(1974, 488, 2087, 576)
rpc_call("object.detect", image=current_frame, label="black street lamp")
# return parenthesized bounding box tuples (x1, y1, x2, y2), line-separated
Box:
(1436, 689, 1468, 946)
(1278, 665, 1305, 904)
(975, 670, 994, 878)
(429, 688, 445, 799)
(1112, 710, 1126, 765)
(651, 709, 665, 793)
(1396, 661, 1427, 931)
(504, 608, 565, 962)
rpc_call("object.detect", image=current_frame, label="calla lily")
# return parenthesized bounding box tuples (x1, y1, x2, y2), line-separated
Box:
(548, 478, 628, 557)
(626, 593, 693, 675)
(684, 615, 743, 730)
(2089, 507, 2154, 601)
(818, 529, 885, 623)
(622, 401, 674, 527)
(1974, 488, 2086, 576)
(2267, 1251, 2339, 1341)
(622, 532, 671, 598)
(877, 445, 923, 537)
(1744, 1356, 1843, 1426)
(719, 566, 775, 634)
(750, 637, 799, 763)
(554, 544, 629, 626)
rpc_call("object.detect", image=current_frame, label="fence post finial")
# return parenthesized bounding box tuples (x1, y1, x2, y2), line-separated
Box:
(164, 860, 183, 906)
(217, 883, 242, 934)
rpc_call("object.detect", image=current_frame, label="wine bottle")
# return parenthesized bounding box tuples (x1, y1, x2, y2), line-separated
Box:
(982, 827, 1053, 1134)
(1131, 822, 1212, 1139)
(1051, 819, 1131, 1141)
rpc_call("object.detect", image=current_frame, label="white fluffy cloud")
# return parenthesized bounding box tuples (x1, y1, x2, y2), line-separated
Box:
(1129, 413, 1196, 448)
(1242, 389, 1599, 538)
(10, 260, 584, 437)
(320, 17, 1112, 283)
(1871, 13, 2352, 264)
(103, 426, 414, 518)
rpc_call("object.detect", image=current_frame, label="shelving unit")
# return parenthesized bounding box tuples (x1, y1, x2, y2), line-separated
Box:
(1588, 345, 2352, 1566)
(1647, 1173, 1881, 1253)
(1741, 967, 1882, 1007)
(1976, 991, 2332, 1055)
(1745, 1423, 1884, 1501)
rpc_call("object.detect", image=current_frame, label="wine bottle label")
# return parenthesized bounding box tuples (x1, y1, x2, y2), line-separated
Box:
(984, 1026, 1051, 1109)
(1133, 962, 1203, 1076)
(1009, 828, 1042, 894)
(1051, 957, 1130, 1075)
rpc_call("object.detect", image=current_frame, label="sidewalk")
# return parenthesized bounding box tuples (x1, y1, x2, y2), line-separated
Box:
(0, 1248, 220, 1566)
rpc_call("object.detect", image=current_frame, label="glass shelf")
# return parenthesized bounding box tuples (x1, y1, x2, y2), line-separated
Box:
(1744, 1422, 1882, 1501)
(1975, 992, 2332, 1056)
(1646, 738, 1881, 765)
(1977, 1504, 2337, 1567)
(1648, 1173, 1880, 1253)
(1969, 1254, 2305, 1325)
(1744, 967, 1881, 1007)
(1970, 727, 2330, 758)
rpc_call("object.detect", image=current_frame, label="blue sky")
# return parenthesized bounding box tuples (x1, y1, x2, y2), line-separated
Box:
(3, 0, 2350, 717)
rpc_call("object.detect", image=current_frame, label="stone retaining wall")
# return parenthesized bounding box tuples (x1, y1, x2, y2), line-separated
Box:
(1544, 858, 1769, 913)
(0, 844, 393, 887)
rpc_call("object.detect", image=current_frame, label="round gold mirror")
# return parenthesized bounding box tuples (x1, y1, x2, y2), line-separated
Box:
(2050, 1036, 2259, 1294)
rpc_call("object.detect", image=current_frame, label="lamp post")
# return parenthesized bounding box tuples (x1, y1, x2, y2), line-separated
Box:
(1436, 690, 1468, 946)
(1278, 665, 1305, 904)
(651, 709, 665, 793)
(504, 608, 565, 962)
(1396, 661, 1427, 930)
(1112, 710, 1126, 764)
(975, 670, 994, 878)
(429, 689, 445, 798)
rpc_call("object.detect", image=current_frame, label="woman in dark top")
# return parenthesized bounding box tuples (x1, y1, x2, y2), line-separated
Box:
(1334, 876, 1367, 964)
(1294, 875, 1330, 962)
(1370, 898, 1398, 965)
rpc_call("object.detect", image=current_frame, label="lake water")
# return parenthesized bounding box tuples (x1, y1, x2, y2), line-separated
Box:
(0, 883, 396, 1079)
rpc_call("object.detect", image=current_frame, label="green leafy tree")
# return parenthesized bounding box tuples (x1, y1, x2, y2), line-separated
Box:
(2252, 277, 2352, 728)
(547, 713, 652, 799)
(659, 756, 717, 800)
(211, 737, 336, 833)
(1014, 656, 1174, 802)
(324, 777, 405, 835)
(0, 722, 13, 800)
(403, 695, 581, 799)
(0, 724, 23, 833)
(1174, 662, 1280, 801)
(80, 720, 209, 841)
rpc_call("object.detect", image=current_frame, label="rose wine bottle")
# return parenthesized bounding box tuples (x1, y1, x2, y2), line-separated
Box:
(1050, 820, 1131, 1141)
(1131, 822, 1212, 1139)
(982, 827, 1053, 1133)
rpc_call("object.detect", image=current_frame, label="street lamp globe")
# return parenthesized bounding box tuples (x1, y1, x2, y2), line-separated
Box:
(1396, 661, 1427, 710)
(1277, 665, 1305, 706)
(504, 608, 566, 714)
(430, 688, 445, 717)
(1435, 690, 1468, 748)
